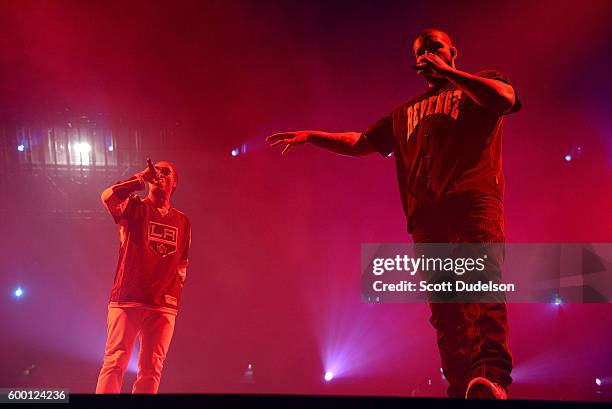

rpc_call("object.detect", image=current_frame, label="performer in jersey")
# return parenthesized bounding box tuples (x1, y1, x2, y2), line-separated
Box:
(266, 28, 521, 399)
(95, 159, 191, 394)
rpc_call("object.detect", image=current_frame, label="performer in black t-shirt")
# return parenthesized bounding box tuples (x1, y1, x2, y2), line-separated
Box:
(266, 28, 521, 399)
(96, 159, 191, 394)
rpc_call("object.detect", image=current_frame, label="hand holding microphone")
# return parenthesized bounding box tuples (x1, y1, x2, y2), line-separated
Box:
(413, 54, 431, 74)
(136, 158, 161, 185)
(412, 63, 429, 71)
(147, 158, 156, 175)
(413, 54, 452, 78)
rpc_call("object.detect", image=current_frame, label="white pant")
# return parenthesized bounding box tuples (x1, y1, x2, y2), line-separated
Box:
(96, 306, 176, 394)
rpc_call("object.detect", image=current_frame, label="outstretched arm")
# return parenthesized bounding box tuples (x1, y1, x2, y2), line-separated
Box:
(266, 130, 376, 157)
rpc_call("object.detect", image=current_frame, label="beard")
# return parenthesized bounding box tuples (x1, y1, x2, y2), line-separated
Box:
(424, 73, 448, 87)
(150, 183, 171, 198)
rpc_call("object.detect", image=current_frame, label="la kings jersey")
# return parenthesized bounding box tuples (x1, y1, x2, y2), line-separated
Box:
(107, 194, 191, 314)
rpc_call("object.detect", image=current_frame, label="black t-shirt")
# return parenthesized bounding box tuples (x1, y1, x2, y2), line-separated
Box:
(363, 70, 521, 232)
(107, 195, 191, 314)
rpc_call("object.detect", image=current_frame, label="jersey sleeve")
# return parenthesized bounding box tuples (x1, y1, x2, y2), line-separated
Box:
(476, 69, 522, 114)
(107, 194, 140, 224)
(362, 114, 397, 157)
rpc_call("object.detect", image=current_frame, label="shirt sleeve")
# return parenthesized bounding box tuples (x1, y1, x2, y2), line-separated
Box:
(107, 194, 140, 224)
(476, 69, 522, 114)
(362, 115, 397, 157)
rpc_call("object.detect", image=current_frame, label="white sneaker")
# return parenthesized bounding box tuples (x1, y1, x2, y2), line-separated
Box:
(465, 376, 508, 399)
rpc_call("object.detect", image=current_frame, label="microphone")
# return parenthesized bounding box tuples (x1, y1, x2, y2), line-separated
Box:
(147, 158, 160, 184)
(147, 158, 156, 174)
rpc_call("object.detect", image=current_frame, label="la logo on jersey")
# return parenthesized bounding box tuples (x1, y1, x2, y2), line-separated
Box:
(148, 221, 178, 257)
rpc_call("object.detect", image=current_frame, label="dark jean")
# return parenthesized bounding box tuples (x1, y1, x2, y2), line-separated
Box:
(411, 193, 512, 398)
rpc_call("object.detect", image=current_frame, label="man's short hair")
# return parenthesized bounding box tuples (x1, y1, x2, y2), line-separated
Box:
(413, 28, 454, 47)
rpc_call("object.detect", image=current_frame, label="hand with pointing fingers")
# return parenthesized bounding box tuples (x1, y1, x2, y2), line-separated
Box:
(265, 131, 310, 155)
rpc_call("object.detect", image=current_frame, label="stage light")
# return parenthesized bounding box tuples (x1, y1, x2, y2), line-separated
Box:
(564, 154, 572, 162)
(242, 362, 255, 384)
(107, 145, 114, 152)
(596, 378, 602, 386)
(231, 144, 249, 157)
(17, 144, 25, 152)
(22, 364, 36, 376)
(324, 371, 334, 382)
(14, 287, 24, 298)
(73, 142, 92, 154)
(553, 294, 562, 306)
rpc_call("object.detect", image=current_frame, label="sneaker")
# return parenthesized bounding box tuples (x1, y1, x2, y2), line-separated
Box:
(465, 376, 508, 399)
